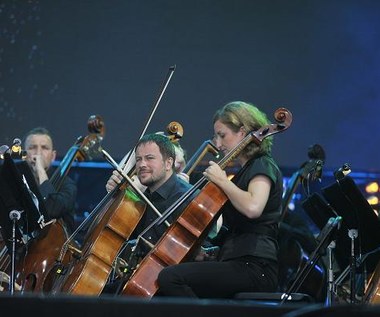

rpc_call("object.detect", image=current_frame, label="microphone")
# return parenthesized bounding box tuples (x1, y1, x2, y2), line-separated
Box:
(9, 209, 22, 221)
(0, 145, 10, 159)
(11, 138, 22, 155)
(12, 138, 21, 146)
(1, 138, 26, 160)
(0, 145, 10, 154)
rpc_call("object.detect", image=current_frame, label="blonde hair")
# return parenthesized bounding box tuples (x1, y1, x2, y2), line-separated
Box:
(213, 101, 273, 159)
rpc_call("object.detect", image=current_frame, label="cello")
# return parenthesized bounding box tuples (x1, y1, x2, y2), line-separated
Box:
(51, 66, 178, 296)
(15, 115, 105, 293)
(51, 122, 184, 296)
(120, 107, 293, 297)
(363, 258, 380, 304)
(109, 138, 220, 285)
(181, 140, 219, 177)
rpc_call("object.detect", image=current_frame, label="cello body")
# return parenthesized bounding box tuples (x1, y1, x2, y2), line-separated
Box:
(363, 259, 380, 304)
(14, 115, 105, 293)
(121, 182, 227, 296)
(121, 108, 293, 298)
(53, 186, 146, 295)
(15, 220, 73, 292)
(52, 122, 184, 295)
(0, 236, 14, 291)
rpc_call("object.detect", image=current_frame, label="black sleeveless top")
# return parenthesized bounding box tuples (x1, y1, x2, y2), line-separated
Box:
(215, 154, 283, 262)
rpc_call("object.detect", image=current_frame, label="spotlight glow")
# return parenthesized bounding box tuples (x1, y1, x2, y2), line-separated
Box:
(365, 182, 379, 193)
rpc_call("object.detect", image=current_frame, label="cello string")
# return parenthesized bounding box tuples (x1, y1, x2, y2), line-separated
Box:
(0, 245, 8, 268)
(154, 131, 258, 227)
(62, 65, 177, 248)
(60, 66, 177, 259)
(132, 140, 221, 245)
(155, 109, 293, 227)
(102, 149, 169, 227)
(48, 120, 107, 262)
(55, 181, 123, 262)
(120, 109, 293, 298)
(130, 141, 241, 254)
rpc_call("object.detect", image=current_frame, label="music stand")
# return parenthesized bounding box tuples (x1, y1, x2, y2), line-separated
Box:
(301, 193, 339, 232)
(321, 175, 380, 303)
(0, 154, 47, 293)
(280, 216, 342, 305)
(302, 193, 344, 305)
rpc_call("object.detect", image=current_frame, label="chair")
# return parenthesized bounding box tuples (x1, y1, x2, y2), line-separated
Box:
(233, 217, 341, 306)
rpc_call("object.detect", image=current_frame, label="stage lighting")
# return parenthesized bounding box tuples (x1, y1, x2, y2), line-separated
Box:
(365, 181, 379, 194)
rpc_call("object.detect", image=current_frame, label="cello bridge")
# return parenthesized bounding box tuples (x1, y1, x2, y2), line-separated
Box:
(67, 244, 82, 258)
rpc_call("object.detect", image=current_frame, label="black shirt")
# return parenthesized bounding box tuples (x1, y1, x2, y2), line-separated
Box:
(216, 154, 283, 262)
(39, 171, 77, 234)
(132, 172, 193, 246)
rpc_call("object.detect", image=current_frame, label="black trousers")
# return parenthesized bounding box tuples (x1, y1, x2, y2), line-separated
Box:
(157, 256, 278, 299)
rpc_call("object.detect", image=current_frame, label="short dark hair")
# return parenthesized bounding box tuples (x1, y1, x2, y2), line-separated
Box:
(136, 133, 176, 166)
(23, 127, 54, 148)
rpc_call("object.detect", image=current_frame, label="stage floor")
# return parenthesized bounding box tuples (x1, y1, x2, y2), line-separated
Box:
(1, 292, 380, 317)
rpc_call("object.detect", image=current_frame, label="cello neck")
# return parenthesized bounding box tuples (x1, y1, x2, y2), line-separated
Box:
(50, 114, 105, 191)
(50, 140, 83, 191)
(182, 140, 219, 176)
(218, 108, 292, 170)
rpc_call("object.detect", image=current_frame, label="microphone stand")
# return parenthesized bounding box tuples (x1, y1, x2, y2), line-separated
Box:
(348, 228, 358, 304)
(325, 240, 336, 306)
(8, 209, 22, 295)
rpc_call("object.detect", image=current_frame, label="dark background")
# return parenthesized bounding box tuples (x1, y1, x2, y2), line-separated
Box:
(1, 0, 380, 172)
(1, 2, 380, 301)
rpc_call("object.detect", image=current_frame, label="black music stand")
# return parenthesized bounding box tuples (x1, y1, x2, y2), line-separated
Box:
(301, 193, 339, 232)
(0, 154, 47, 293)
(302, 193, 342, 305)
(280, 216, 342, 305)
(321, 175, 380, 304)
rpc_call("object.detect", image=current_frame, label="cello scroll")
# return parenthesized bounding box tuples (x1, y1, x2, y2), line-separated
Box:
(166, 121, 183, 143)
(250, 107, 291, 143)
(219, 107, 292, 169)
(74, 115, 105, 162)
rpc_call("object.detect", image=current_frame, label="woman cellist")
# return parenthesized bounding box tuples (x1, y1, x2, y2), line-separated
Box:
(156, 101, 285, 298)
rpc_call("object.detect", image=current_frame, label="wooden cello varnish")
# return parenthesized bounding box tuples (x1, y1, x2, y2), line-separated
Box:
(123, 180, 227, 297)
(121, 108, 293, 298)
(53, 122, 184, 295)
(15, 115, 105, 293)
(55, 185, 146, 295)
(363, 259, 380, 304)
